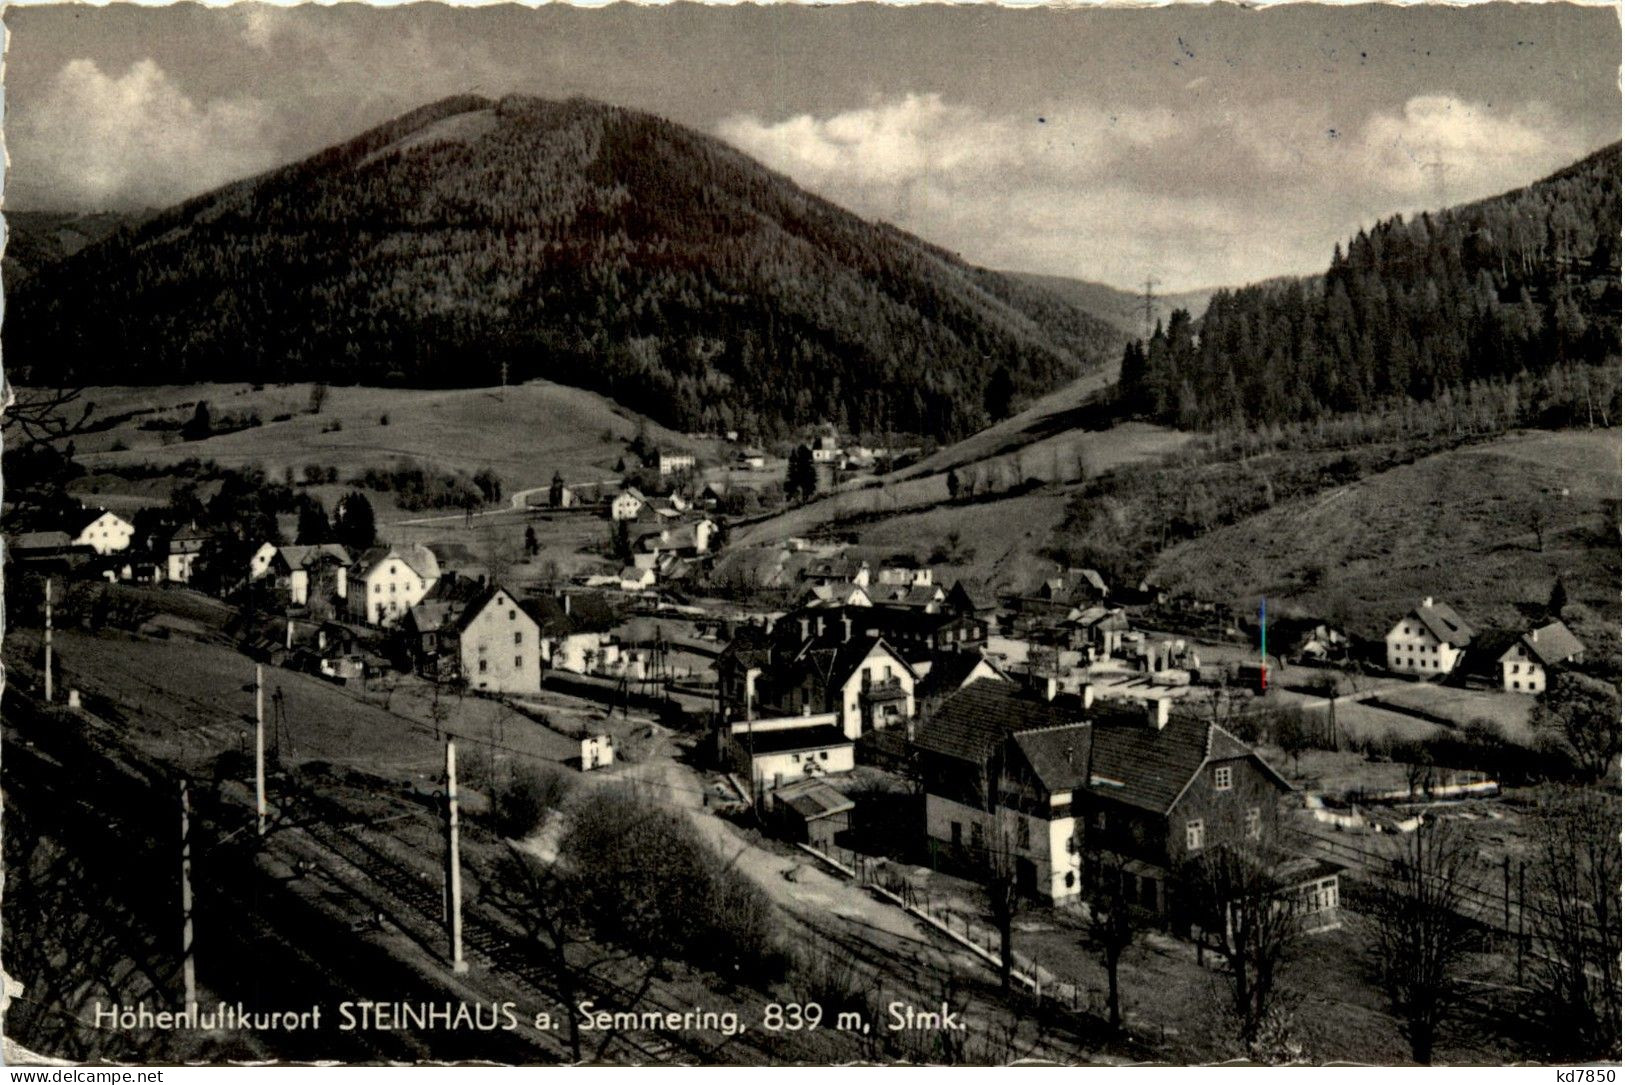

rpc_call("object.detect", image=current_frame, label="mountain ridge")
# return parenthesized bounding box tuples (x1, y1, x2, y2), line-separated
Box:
(5, 93, 1128, 443)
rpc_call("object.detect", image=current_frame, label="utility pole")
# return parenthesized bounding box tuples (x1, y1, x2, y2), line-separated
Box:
(180, 778, 197, 1014)
(444, 738, 468, 974)
(1141, 276, 1161, 343)
(255, 664, 267, 837)
(43, 577, 54, 703)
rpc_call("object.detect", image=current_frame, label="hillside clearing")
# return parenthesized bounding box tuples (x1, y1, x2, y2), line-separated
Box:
(1151, 427, 1622, 640)
(69, 380, 715, 495)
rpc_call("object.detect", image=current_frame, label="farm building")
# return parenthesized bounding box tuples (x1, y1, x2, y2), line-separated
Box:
(771, 778, 854, 850)
(1385, 597, 1474, 678)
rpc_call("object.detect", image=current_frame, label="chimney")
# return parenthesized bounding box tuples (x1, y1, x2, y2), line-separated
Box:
(842, 614, 853, 642)
(1147, 698, 1170, 730)
(1044, 674, 1058, 702)
(1530, 628, 1539, 642)
(562, 592, 572, 616)
(1423, 596, 1434, 608)
(1081, 682, 1095, 710)
(744, 668, 759, 722)
(287, 619, 295, 650)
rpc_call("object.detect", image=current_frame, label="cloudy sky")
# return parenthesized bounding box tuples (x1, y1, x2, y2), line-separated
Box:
(3, 3, 1618, 291)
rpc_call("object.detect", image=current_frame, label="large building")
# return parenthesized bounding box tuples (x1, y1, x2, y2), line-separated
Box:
(70, 509, 134, 555)
(912, 680, 1308, 918)
(350, 544, 442, 627)
(1385, 597, 1474, 677)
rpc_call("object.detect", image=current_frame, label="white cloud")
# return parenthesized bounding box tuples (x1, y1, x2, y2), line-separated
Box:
(12, 58, 283, 209)
(1354, 95, 1588, 202)
(716, 92, 1597, 289)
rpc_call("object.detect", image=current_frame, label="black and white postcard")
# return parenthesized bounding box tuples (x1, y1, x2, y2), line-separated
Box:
(1, 1, 1619, 1069)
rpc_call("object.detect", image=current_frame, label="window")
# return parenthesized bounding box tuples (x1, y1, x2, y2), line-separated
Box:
(951, 822, 962, 846)
(478, 660, 488, 674)
(509, 609, 516, 620)
(514, 656, 523, 669)
(374, 584, 382, 595)
(1095, 811, 1108, 832)
(792, 753, 801, 763)
(818, 751, 829, 761)
(514, 631, 523, 645)
(1214, 766, 1233, 791)
(1016, 818, 1031, 850)
(1186, 819, 1205, 851)
(1246, 807, 1261, 839)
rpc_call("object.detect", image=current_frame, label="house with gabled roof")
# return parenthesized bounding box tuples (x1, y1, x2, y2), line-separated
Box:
(349, 544, 442, 627)
(912, 680, 1302, 913)
(250, 542, 354, 607)
(1385, 596, 1474, 678)
(1497, 619, 1584, 694)
(403, 580, 540, 694)
(609, 488, 648, 522)
(69, 508, 134, 555)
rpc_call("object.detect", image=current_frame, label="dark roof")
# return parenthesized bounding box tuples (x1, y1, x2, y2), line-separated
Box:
(948, 580, 997, 612)
(919, 682, 1289, 813)
(917, 650, 1003, 699)
(794, 634, 916, 691)
(1518, 621, 1585, 666)
(520, 595, 577, 637)
(775, 779, 856, 821)
(451, 583, 532, 635)
(1011, 725, 1094, 792)
(1410, 599, 1474, 647)
(13, 531, 73, 551)
(742, 725, 852, 755)
(913, 679, 1082, 763)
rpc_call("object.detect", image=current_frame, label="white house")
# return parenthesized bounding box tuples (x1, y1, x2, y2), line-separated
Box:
(811, 434, 844, 465)
(657, 452, 697, 476)
(70, 509, 134, 555)
(876, 563, 934, 589)
(610, 489, 647, 522)
(1385, 597, 1474, 678)
(166, 526, 209, 584)
(786, 634, 918, 738)
(720, 713, 855, 791)
(453, 585, 542, 695)
(350, 545, 442, 627)
(1498, 621, 1584, 694)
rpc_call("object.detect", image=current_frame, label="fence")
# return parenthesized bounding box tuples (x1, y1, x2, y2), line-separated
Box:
(796, 838, 1105, 1017)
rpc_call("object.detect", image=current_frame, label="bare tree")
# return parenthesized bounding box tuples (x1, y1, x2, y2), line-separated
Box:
(1077, 832, 1142, 1030)
(1366, 818, 1479, 1064)
(1531, 672, 1621, 783)
(1, 380, 94, 451)
(1180, 807, 1300, 1046)
(1527, 788, 1622, 1061)
(979, 830, 1023, 994)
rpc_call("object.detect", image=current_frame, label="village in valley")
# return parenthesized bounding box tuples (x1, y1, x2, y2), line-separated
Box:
(1, 2, 1620, 1071)
(5, 377, 1619, 1066)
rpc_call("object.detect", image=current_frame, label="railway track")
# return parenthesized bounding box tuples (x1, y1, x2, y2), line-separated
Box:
(275, 782, 844, 1065)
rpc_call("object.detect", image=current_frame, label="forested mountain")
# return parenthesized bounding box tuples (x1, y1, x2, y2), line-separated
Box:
(5, 95, 1126, 443)
(3, 210, 148, 285)
(1118, 143, 1622, 429)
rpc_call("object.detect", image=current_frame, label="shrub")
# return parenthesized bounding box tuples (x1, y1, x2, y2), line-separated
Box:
(564, 787, 788, 984)
(491, 764, 573, 839)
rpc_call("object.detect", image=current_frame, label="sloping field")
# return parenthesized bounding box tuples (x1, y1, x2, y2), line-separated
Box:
(1151, 428, 1622, 641)
(71, 380, 715, 495)
(731, 418, 1189, 550)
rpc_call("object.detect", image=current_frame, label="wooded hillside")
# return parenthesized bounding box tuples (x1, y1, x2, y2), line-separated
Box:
(6, 95, 1124, 443)
(1118, 143, 1622, 429)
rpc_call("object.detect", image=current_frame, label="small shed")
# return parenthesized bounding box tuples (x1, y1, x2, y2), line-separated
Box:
(771, 778, 854, 850)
